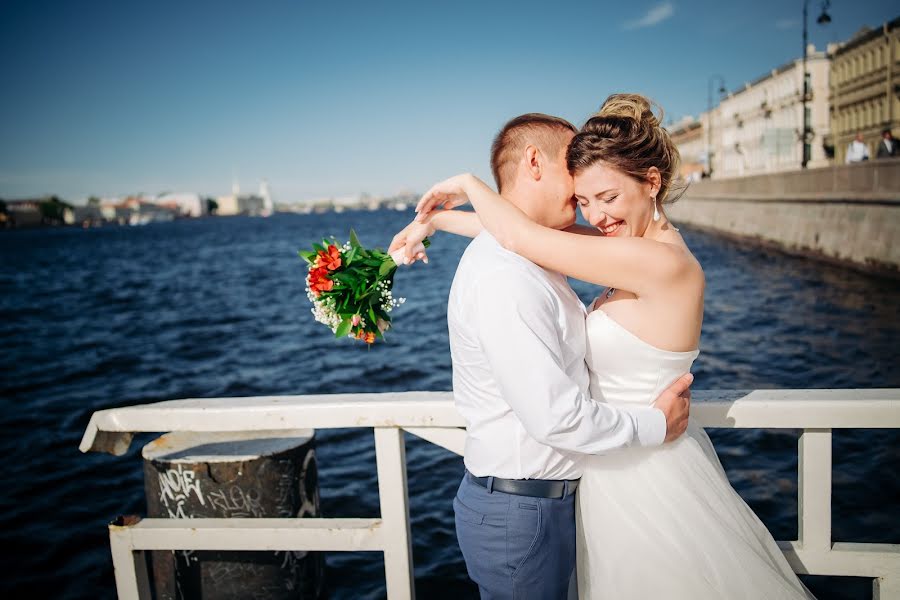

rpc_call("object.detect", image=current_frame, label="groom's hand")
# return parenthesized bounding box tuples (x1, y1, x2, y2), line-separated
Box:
(654, 373, 692, 443)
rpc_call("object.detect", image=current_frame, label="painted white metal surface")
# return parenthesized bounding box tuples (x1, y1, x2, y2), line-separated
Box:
(798, 429, 832, 552)
(79, 389, 900, 455)
(109, 518, 151, 600)
(403, 426, 466, 455)
(375, 427, 416, 600)
(83, 389, 900, 599)
(117, 517, 384, 551)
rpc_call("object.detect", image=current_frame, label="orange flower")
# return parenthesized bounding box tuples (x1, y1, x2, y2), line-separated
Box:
(307, 267, 334, 295)
(315, 244, 342, 271)
(356, 329, 366, 340)
(364, 332, 376, 344)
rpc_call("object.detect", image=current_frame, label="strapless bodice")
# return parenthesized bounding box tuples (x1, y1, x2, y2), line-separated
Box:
(585, 310, 699, 407)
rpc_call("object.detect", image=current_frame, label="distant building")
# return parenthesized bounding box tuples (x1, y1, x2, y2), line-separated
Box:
(260, 180, 273, 217)
(156, 192, 205, 217)
(99, 196, 178, 225)
(5, 200, 44, 227)
(71, 204, 104, 226)
(668, 116, 705, 181)
(3, 197, 74, 227)
(215, 193, 265, 216)
(713, 45, 831, 179)
(830, 16, 900, 164)
(215, 180, 268, 216)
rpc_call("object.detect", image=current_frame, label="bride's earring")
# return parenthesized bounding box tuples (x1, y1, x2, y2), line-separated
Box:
(651, 196, 660, 222)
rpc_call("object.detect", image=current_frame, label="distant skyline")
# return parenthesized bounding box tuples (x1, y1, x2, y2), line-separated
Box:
(1, 0, 896, 203)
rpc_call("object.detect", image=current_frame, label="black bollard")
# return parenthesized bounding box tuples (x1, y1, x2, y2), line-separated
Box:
(142, 430, 325, 599)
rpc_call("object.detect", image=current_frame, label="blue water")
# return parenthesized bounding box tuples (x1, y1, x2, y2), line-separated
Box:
(1, 212, 898, 600)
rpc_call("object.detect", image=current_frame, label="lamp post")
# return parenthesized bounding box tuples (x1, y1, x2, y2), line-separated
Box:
(706, 75, 726, 178)
(801, 0, 832, 168)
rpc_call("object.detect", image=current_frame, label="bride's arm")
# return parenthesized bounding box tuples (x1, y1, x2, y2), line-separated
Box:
(416, 173, 696, 295)
(389, 210, 601, 264)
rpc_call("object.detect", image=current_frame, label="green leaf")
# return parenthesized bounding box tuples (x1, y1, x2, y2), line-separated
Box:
(368, 305, 378, 325)
(335, 318, 352, 338)
(345, 246, 358, 265)
(349, 229, 362, 249)
(312, 242, 325, 254)
(378, 261, 396, 278)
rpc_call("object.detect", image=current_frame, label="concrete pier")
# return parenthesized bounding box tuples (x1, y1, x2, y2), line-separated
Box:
(668, 158, 900, 276)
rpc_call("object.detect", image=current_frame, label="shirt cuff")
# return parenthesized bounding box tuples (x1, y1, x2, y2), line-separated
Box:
(620, 406, 667, 447)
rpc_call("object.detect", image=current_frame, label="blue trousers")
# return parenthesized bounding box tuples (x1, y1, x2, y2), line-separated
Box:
(453, 472, 576, 599)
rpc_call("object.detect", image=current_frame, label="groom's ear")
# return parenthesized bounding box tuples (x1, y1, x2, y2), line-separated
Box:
(524, 144, 543, 181)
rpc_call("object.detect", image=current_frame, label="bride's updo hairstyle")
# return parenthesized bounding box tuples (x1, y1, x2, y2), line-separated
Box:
(567, 93, 684, 205)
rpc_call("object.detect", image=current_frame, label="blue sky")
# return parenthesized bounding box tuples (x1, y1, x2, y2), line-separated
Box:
(0, 0, 896, 202)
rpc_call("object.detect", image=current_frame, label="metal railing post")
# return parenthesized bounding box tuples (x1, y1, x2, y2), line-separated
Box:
(874, 575, 900, 600)
(109, 518, 151, 600)
(798, 428, 833, 553)
(375, 427, 415, 600)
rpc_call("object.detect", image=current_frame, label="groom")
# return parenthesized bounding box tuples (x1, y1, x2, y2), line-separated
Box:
(391, 114, 692, 599)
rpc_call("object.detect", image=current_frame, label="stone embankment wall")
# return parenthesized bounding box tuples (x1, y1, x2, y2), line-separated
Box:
(668, 158, 900, 276)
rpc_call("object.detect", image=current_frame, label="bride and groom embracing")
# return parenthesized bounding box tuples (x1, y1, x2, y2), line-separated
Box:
(389, 94, 813, 599)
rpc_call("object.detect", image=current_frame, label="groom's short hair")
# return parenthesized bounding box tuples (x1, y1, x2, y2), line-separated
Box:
(490, 114, 577, 193)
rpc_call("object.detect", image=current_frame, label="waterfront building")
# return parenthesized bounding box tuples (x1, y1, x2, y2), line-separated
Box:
(260, 180, 274, 217)
(830, 16, 900, 164)
(99, 196, 178, 225)
(156, 192, 206, 217)
(216, 179, 268, 216)
(216, 193, 265, 216)
(668, 116, 706, 181)
(715, 45, 831, 179)
(3, 197, 74, 227)
(4, 199, 44, 227)
(72, 204, 104, 226)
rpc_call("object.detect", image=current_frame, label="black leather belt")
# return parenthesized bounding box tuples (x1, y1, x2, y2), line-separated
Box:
(468, 472, 579, 499)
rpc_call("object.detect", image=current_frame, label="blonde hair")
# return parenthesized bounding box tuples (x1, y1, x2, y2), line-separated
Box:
(567, 94, 683, 204)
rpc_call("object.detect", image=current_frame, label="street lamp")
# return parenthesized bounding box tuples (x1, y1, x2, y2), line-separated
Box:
(707, 74, 726, 177)
(801, 0, 832, 168)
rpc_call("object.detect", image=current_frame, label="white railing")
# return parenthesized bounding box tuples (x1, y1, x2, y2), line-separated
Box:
(80, 389, 900, 600)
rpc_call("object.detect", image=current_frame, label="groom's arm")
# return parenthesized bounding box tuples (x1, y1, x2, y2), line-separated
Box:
(388, 210, 483, 264)
(473, 269, 668, 454)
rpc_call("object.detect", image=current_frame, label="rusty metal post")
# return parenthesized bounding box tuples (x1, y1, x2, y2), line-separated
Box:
(142, 430, 324, 599)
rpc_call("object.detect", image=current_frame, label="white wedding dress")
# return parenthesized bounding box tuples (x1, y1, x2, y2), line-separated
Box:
(576, 309, 813, 599)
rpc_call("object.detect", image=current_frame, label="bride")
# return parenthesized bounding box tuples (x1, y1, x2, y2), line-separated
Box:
(393, 94, 813, 598)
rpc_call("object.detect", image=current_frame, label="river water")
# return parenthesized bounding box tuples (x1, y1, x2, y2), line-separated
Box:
(1, 211, 898, 599)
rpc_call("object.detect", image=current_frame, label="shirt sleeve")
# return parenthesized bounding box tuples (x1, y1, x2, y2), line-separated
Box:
(471, 268, 666, 454)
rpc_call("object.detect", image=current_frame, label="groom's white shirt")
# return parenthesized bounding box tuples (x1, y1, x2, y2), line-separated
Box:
(448, 231, 666, 480)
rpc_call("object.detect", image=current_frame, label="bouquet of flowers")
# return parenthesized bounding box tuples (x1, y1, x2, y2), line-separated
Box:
(300, 230, 429, 344)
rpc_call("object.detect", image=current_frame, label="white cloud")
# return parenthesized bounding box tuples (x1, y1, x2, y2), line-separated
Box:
(775, 18, 800, 30)
(623, 2, 675, 30)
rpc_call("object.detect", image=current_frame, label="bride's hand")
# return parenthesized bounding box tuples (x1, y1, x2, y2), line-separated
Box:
(415, 174, 474, 222)
(388, 219, 434, 265)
